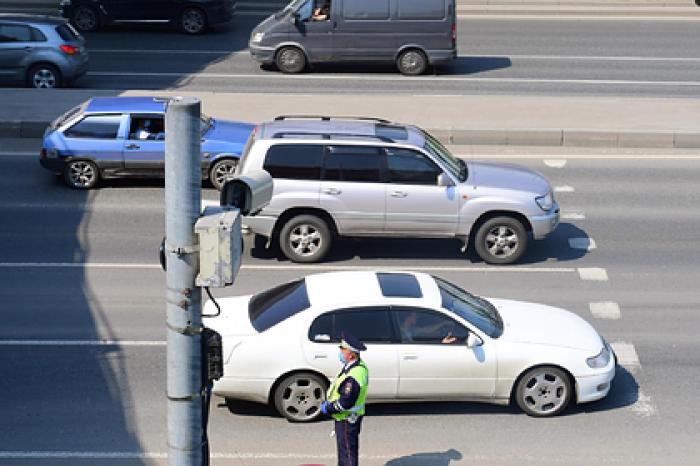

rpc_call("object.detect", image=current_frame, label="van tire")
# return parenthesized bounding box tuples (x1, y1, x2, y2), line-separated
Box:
(279, 214, 331, 263)
(474, 216, 528, 265)
(397, 49, 427, 76)
(276, 46, 306, 74)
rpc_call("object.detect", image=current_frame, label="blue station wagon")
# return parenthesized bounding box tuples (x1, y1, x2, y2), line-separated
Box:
(39, 96, 254, 189)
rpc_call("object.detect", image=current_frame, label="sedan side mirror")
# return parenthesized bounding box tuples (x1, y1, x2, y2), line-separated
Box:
(466, 333, 483, 348)
(437, 173, 454, 187)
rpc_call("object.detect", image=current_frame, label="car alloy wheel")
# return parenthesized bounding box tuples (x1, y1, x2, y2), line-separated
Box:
(276, 46, 306, 74)
(210, 159, 237, 191)
(65, 160, 98, 189)
(274, 373, 326, 422)
(474, 216, 527, 265)
(279, 214, 332, 263)
(72, 6, 98, 32)
(397, 49, 427, 76)
(516, 366, 572, 417)
(30, 66, 60, 89)
(180, 8, 206, 34)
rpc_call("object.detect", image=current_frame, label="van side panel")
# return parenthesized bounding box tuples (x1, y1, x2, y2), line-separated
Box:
(333, 0, 397, 61)
(393, 0, 456, 64)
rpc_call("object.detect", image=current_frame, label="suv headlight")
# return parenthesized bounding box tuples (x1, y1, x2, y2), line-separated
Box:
(586, 345, 611, 369)
(251, 32, 265, 43)
(535, 191, 553, 211)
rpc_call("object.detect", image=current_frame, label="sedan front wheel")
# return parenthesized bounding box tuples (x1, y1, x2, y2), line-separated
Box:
(515, 366, 572, 417)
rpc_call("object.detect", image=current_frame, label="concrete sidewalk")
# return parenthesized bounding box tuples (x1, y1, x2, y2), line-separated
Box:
(1, 89, 699, 148)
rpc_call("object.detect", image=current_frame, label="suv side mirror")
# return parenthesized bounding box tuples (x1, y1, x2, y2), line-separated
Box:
(466, 332, 483, 348)
(220, 169, 273, 216)
(437, 173, 454, 187)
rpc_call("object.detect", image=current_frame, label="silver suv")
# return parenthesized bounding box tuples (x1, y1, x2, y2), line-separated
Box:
(0, 14, 88, 88)
(236, 116, 560, 264)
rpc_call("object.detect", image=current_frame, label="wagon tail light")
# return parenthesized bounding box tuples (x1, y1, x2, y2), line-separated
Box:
(59, 44, 79, 55)
(451, 23, 456, 47)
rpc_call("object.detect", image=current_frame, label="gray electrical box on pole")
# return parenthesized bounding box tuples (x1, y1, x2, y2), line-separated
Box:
(165, 96, 203, 466)
(195, 207, 242, 288)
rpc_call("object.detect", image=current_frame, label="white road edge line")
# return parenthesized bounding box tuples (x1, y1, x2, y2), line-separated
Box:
(589, 302, 621, 319)
(0, 340, 165, 346)
(544, 159, 567, 168)
(554, 186, 575, 193)
(577, 267, 608, 281)
(569, 237, 597, 251)
(0, 262, 577, 273)
(561, 211, 586, 220)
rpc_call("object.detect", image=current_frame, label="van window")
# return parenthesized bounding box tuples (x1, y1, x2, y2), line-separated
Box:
(263, 144, 323, 180)
(343, 0, 389, 20)
(323, 146, 383, 183)
(397, 0, 446, 20)
(64, 115, 122, 139)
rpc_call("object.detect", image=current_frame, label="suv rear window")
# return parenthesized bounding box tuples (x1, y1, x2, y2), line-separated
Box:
(263, 144, 323, 180)
(249, 279, 310, 332)
(56, 23, 80, 41)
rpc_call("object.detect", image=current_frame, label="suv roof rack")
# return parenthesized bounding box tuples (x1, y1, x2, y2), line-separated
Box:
(271, 131, 395, 143)
(273, 115, 391, 124)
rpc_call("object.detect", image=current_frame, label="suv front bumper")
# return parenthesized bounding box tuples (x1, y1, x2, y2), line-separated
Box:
(529, 204, 560, 240)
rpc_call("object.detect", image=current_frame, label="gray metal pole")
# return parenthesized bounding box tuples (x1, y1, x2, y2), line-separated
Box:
(165, 96, 203, 466)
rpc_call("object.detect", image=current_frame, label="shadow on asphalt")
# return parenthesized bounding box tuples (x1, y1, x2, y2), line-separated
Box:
(220, 364, 638, 421)
(385, 449, 463, 466)
(250, 222, 591, 265)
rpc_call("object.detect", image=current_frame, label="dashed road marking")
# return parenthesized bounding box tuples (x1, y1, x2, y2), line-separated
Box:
(611, 342, 641, 372)
(589, 302, 621, 319)
(577, 267, 608, 281)
(561, 211, 586, 220)
(544, 159, 567, 168)
(569, 237, 597, 251)
(554, 185, 575, 193)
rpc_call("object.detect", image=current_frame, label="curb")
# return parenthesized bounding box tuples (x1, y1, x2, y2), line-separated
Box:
(4, 120, 699, 148)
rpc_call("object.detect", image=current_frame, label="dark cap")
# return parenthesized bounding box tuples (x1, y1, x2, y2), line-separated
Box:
(339, 332, 366, 353)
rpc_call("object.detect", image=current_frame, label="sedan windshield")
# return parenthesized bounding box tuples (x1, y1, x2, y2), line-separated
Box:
(423, 131, 467, 182)
(249, 279, 310, 332)
(434, 277, 503, 338)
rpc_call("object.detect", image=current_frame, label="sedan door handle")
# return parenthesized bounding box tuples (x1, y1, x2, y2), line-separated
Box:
(391, 191, 408, 198)
(402, 354, 418, 360)
(125, 144, 140, 150)
(314, 353, 328, 359)
(323, 188, 341, 195)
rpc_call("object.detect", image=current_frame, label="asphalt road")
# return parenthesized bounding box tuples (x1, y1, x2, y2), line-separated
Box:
(1, 142, 698, 465)
(31, 16, 696, 97)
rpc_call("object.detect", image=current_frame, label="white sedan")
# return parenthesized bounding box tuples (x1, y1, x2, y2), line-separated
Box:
(205, 271, 615, 422)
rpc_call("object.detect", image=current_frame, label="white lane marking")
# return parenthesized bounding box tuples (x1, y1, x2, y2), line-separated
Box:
(568, 237, 597, 251)
(561, 211, 586, 220)
(0, 262, 576, 273)
(0, 340, 165, 346)
(589, 302, 621, 319)
(611, 342, 641, 371)
(629, 390, 658, 417)
(86, 71, 700, 87)
(90, 49, 700, 63)
(0, 151, 37, 157)
(577, 267, 608, 281)
(544, 159, 567, 168)
(554, 185, 575, 193)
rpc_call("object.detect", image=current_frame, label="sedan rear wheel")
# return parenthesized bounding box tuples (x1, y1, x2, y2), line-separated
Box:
(515, 366, 572, 417)
(279, 215, 331, 263)
(273, 373, 327, 422)
(64, 160, 99, 189)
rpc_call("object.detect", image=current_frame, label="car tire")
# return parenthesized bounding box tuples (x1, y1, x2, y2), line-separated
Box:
(397, 49, 427, 76)
(64, 159, 99, 189)
(27, 64, 62, 89)
(279, 214, 331, 263)
(515, 366, 573, 417)
(71, 5, 99, 32)
(275, 46, 306, 74)
(474, 216, 528, 265)
(179, 7, 207, 34)
(209, 158, 238, 191)
(273, 372, 327, 422)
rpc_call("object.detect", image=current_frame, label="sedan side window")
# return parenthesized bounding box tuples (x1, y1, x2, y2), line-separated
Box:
(64, 115, 122, 139)
(129, 116, 165, 141)
(393, 308, 468, 345)
(308, 313, 333, 343)
(386, 148, 441, 185)
(310, 307, 395, 344)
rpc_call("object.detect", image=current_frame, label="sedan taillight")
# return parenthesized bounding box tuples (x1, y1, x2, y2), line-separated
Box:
(59, 44, 79, 55)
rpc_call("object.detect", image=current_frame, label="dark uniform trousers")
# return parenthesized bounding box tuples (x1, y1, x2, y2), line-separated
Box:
(335, 416, 363, 466)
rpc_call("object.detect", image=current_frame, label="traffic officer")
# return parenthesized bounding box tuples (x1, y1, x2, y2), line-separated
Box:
(320, 332, 369, 466)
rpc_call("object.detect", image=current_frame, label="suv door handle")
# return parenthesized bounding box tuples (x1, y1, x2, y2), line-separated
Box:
(391, 191, 408, 198)
(323, 187, 341, 195)
(402, 354, 418, 360)
(125, 144, 140, 150)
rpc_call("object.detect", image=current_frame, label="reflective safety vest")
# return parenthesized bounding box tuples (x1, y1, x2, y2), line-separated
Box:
(327, 360, 369, 421)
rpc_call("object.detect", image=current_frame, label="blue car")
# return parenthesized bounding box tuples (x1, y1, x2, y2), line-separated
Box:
(40, 96, 254, 190)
